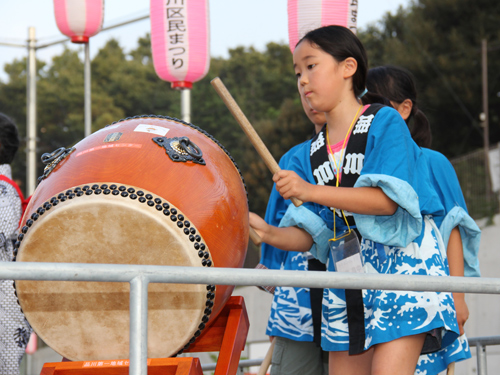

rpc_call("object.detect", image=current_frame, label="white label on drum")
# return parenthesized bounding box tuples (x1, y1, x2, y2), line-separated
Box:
(134, 124, 169, 136)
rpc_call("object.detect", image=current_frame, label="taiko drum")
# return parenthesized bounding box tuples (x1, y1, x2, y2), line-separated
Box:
(14, 116, 249, 360)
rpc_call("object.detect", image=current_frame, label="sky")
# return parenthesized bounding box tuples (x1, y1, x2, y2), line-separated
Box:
(0, 0, 411, 81)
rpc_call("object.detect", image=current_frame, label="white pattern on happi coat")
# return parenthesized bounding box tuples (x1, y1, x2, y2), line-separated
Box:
(310, 131, 325, 157)
(343, 153, 364, 175)
(352, 114, 374, 135)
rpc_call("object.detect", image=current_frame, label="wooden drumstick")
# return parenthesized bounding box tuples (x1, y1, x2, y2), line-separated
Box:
(447, 362, 455, 375)
(249, 226, 262, 246)
(257, 338, 275, 375)
(211, 77, 303, 208)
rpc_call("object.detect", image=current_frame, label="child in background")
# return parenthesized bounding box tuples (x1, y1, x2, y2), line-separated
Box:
(367, 65, 481, 374)
(257, 94, 328, 375)
(250, 25, 459, 375)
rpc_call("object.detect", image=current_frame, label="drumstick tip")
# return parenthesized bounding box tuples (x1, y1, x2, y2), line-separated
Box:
(210, 77, 222, 85)
(249, 227, 262, 246)
(291, 197, 303, 207)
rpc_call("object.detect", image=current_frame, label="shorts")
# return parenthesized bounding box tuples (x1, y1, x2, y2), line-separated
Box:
(271, 336, 328, 375)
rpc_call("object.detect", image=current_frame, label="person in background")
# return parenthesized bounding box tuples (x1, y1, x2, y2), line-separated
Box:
(0, 113, 32, 374)
(366, 65, 481, 374)
(256, 93, 328, 375)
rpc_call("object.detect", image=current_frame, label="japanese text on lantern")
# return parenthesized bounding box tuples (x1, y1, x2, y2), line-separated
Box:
(349, 0, 358, 33)
(166, 0, 186, 69)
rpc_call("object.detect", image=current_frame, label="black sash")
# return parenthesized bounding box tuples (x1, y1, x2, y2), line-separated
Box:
(308, 258, 326, 347)
(309, 104, 383, 354)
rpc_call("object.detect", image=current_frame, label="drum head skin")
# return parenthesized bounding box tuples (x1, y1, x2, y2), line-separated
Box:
(17, 187, 212, 360)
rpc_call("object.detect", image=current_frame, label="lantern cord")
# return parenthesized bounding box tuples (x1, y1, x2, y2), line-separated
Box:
(36, 14, 150, 50)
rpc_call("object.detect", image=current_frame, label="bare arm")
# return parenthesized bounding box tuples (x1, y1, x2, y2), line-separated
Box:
(273, 170, 398, 216)
(249, 212, 313, 252)
(448, 227, 468, 335)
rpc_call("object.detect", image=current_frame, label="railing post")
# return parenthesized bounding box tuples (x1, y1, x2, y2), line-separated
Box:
(129, 276, 149, 375)
(476, 342, 488, 375)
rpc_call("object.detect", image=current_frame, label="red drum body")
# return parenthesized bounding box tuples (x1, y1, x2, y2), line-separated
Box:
(15, 116, 249, 360)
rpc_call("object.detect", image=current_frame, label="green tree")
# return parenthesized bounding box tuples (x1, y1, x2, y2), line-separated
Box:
(4, 0, 498, 216)
(0, 58, 45, 187)
(0, 37, 307, 216)
(92, 37, 180, 125)
(359, 0, 500, 157)
(189, 42, 303, 214)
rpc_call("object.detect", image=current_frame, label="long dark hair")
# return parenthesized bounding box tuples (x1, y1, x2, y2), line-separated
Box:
(297, 25, 388, 106)
(0, 113, 19, 165)
(367, 65, 432, 148)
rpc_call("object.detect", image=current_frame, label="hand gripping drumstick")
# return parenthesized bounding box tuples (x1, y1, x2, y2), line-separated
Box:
(211, 77, 303, 208)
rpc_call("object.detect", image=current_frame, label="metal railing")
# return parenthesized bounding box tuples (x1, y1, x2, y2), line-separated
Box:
(3, 261, 500, 375)
(467, 336, 500, 375)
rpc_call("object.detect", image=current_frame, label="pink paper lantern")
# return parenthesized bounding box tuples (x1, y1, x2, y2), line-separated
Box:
(53, 0, 104, 44)
(150, 0, 210, 89)
(288, 0, 358, 52)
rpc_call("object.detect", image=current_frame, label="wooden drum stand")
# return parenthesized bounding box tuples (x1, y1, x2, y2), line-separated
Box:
(40, 296, 249, 375)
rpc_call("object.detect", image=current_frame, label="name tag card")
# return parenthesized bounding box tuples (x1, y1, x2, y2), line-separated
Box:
(329, 231, 364, 273)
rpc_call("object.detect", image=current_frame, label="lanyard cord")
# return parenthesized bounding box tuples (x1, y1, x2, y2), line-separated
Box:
(326, 105, 363, 240)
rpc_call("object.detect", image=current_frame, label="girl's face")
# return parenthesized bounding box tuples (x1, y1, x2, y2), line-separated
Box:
(293, 40, 350, 113)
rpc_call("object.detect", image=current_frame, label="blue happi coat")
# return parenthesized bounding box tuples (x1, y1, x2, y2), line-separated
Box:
(260, 141, 319, 342)
(416, 148, 481, 375)
(278, 106, 459, 353)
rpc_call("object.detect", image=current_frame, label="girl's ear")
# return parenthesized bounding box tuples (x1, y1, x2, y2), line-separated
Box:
(342, 57, 358, 79)
(398, 98, 413, 121)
